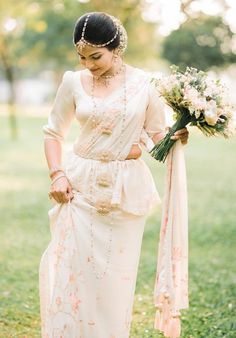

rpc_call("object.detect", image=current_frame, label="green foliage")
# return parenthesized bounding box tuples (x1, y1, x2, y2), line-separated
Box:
(0, 113, 236, 337)
(18, 0, 158, 73)
(162, 15, 236, 71)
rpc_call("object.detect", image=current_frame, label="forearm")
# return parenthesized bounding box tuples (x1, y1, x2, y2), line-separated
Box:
(151, 131, 167, 145)
(44, 139, 63, 176)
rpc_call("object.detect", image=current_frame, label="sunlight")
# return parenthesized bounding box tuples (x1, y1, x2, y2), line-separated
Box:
(3, 18, 17, 32)
(142, 0, 236, 35)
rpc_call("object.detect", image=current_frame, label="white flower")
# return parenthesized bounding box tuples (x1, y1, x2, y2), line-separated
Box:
(195, 98, 207, 111)
(183, 87, 199, 103)
(204, 110, 218, 126)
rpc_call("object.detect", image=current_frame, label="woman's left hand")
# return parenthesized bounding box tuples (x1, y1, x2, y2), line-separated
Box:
(170, 127, 189, 145)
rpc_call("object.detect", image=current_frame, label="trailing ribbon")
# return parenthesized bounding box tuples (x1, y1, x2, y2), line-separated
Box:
(154, 140, 189, 337)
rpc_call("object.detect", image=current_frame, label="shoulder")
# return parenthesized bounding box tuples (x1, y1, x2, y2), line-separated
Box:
(126, 65, 152, 91)
(61, 70, 76, 83)
(59, 70, 79, 93)
(129, 66, 163, 90)
(127, 65, 149, 79)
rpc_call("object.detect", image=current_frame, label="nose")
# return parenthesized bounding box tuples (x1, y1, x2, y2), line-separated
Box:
(85, 59, 95, 70)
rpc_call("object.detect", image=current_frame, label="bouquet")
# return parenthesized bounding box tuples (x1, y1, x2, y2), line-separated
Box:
(150, 65, 235, 162)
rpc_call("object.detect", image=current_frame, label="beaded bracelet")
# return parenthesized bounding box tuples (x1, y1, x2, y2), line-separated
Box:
(50, 174, 67, 185)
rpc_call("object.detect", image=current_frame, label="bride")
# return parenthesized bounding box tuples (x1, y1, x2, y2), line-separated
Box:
(39, 11, 189, 338)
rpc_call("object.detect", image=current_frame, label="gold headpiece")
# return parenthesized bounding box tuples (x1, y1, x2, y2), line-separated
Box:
(74, 13, 127, 55)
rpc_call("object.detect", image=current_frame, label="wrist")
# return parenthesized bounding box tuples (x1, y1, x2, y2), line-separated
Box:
(49, 166, 64, 179)
(50, 173, 68, 186)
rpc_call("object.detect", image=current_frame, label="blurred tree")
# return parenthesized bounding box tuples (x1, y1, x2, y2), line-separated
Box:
(0, 0, 31, 139)
(180, 0, 230, 18)
(162, 15, 236, 71)
(0, 0, 158, 139)
(21, 0, 157, 72)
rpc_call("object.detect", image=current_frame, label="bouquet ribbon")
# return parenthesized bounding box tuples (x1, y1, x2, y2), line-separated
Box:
(154, 140, 189, 338)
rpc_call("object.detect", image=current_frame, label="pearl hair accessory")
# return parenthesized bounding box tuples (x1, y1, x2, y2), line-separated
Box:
(74, 13, 128, 55)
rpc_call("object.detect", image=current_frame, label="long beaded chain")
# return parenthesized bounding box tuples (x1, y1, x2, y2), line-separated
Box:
(88, 64, 127, 280)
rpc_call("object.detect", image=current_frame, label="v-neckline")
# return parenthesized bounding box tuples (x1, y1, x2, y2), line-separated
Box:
(77, 67, 138, 101)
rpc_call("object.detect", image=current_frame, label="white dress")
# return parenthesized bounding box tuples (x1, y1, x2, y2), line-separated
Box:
(39, 67, 166, 338)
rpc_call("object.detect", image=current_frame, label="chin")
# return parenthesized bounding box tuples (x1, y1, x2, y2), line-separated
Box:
(89, 68, 100, 75)
(99, 67, 113, 76)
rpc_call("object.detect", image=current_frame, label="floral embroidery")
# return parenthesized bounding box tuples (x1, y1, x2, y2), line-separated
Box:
(72, 299, 82, 313)
(95, 198, 112, 215)
(91, 116, 101, 129)
(69, 273, 76, 283)
(54, 243, 66, 258)
(121, 275, 131, 281)
(88, 320, 96, 325)
(56, 297, 62, 306)
(96, 172, 112, 187)
(100, 124, 114, 135)
(98, 150, 113, 162)
(172, 246, 182, 261)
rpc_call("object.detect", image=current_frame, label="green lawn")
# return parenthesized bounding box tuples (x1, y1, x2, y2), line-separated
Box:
(0, 114, 235, 338)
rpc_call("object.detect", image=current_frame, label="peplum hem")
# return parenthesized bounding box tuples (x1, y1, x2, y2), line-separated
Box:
(62, 149, 161, 216)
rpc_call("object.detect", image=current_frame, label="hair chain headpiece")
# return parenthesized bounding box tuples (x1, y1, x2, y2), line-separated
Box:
(74, 13, 127, 55)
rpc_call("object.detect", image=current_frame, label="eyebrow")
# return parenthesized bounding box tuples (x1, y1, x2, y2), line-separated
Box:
(78, 52, 102, 57)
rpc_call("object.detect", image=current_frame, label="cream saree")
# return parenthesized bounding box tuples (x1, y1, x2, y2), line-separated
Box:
(39, 67, 188, 338)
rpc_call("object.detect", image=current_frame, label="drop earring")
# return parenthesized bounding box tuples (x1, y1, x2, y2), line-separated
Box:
(113, 52, 119, 64)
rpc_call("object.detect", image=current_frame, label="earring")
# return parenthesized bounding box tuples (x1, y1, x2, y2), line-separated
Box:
(113, 53, 118, 64)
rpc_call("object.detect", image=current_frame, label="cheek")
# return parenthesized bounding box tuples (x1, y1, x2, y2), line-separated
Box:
(100, 54, 113, 67)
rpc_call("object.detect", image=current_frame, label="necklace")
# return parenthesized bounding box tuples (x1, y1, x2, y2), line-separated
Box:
(90, 63, 126, 133)
(88, 64, 127, 279)
(93, 62, 125, 87)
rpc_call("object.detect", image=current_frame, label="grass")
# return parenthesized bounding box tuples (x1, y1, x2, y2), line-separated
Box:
(0, 114, 235, 338)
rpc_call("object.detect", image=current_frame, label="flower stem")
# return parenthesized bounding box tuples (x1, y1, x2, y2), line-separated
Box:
(150, 113, 192, 163)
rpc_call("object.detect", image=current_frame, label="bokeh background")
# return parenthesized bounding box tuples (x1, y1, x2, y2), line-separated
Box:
(0, 0, 236, 337)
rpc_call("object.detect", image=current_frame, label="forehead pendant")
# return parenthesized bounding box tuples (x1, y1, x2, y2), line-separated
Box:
(74, 13, 119, 51)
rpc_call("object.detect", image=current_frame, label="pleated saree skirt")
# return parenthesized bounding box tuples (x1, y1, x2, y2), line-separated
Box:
(39, 191, 147, 338)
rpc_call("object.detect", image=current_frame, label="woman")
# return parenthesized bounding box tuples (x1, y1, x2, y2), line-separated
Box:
(39, 12, 189, 338)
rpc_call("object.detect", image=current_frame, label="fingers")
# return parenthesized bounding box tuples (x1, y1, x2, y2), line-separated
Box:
(67, 186, 74, 201)
(126, 143, 142, 160)
(176, 128, 188, 135)
(48, 174, 75, 203)
(50, 190, 70, 204)
(49, 186, 74, 204)
(170, 128, 189, 144)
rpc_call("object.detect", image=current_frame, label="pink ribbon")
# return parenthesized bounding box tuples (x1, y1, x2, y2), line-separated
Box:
(154, 140, 189, 337)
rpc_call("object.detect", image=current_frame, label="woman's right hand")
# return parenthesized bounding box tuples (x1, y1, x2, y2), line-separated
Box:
(49, 175, 74, 203)
(126, 143, 142, 160)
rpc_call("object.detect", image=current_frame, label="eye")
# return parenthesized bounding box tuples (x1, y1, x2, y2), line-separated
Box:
(92, 55, 101, 60)
(79, 55, 85, 60)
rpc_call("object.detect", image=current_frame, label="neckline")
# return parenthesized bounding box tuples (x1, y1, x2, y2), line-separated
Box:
(77, 66, 140, 101)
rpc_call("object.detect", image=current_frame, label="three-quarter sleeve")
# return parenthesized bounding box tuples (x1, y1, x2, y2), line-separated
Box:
(143, 80, 167, 137)
(43, 71, 75, 142)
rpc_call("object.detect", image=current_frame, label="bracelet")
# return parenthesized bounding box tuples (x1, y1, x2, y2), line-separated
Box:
(50, 174, 67, 185)
(50, 169, 65, 179)
(49, 166, 64, 178)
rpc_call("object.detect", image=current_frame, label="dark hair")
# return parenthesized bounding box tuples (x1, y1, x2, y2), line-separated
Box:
(73, 12, 120, 51)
